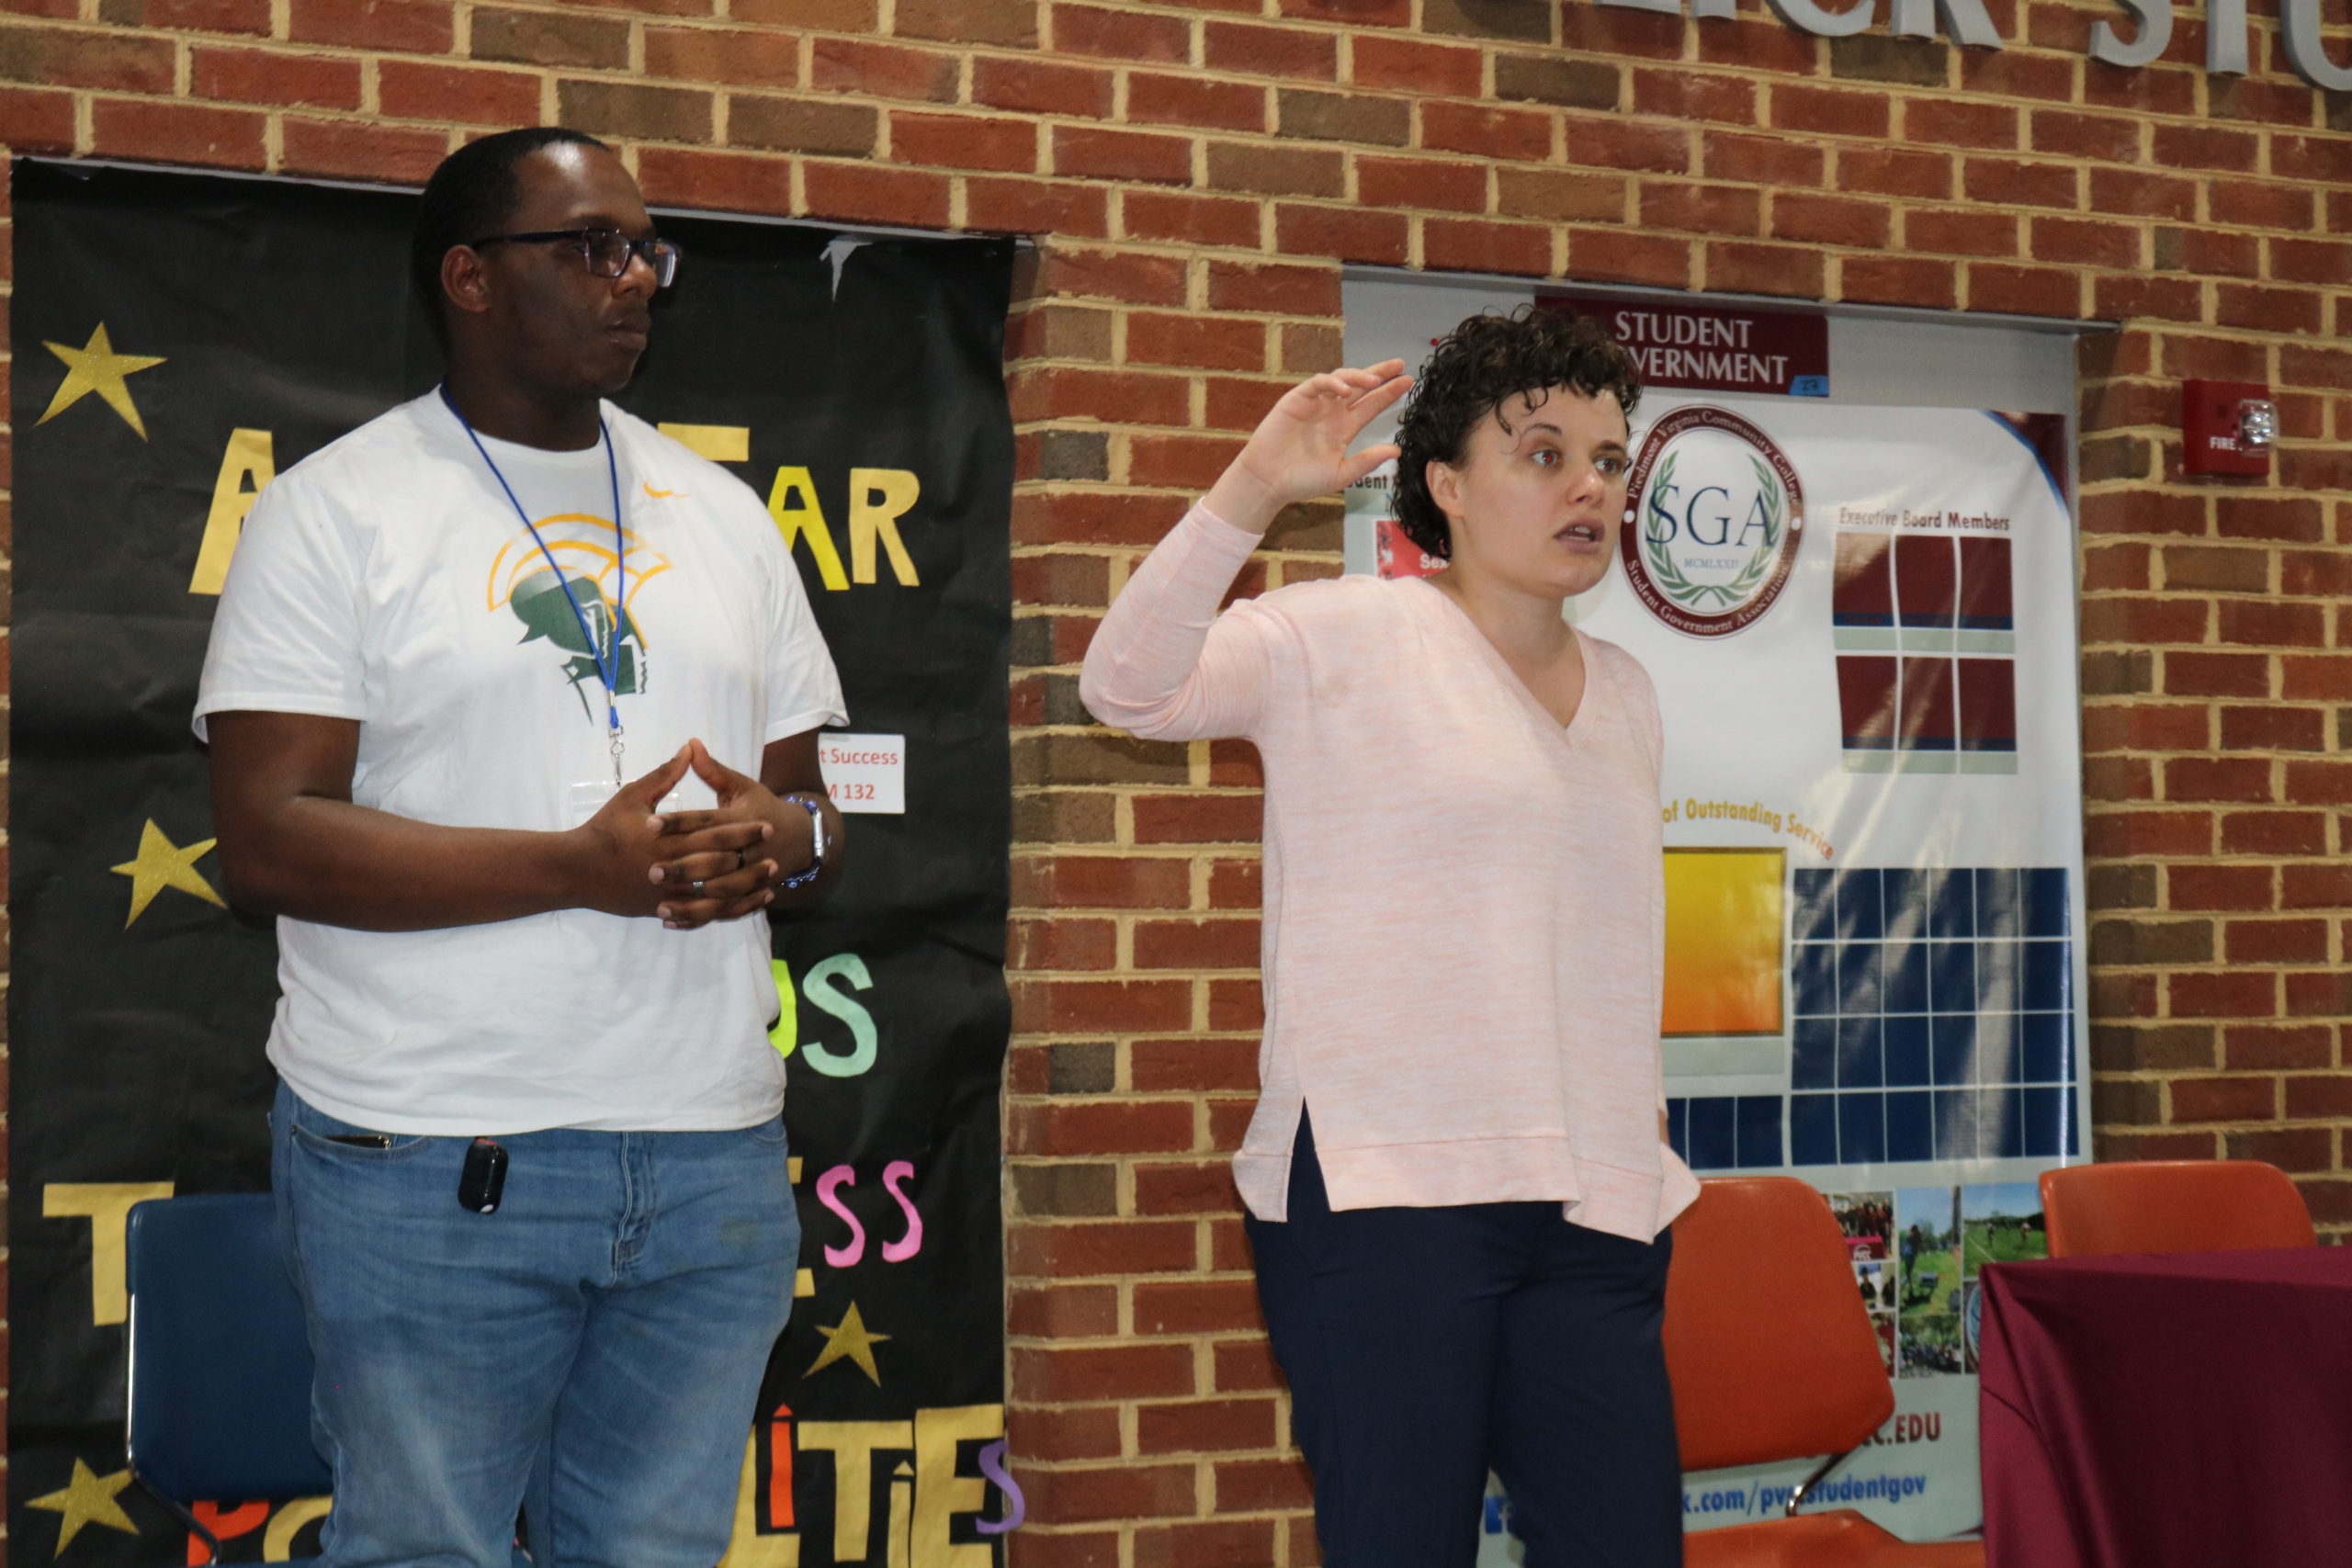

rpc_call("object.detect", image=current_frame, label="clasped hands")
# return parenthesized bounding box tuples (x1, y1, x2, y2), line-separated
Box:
(579, 739, 807, 931)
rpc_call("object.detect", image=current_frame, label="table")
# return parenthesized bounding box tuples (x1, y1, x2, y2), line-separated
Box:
(1978, 1247, 2352, 1568)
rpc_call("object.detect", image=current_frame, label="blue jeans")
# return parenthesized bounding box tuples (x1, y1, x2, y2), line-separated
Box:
(272, 1083, 799, 1568)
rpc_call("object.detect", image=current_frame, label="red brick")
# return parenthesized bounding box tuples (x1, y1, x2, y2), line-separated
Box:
(1282, 0, 1407, 22)
(1702, 130, 1825, 188)
(379, 60, 538, 126)
(2221, 811, 2326, 855)
(2211, 505, 2324, 549)
(2031, 217, 2138, 270)
(1053, 125, 1190, 185)
(1013, 974, 1193, 1032)
(95, 0, 268, 28)
(1011, 1100, 1195, 1156)
(1205, 260, 1339, 317)
(1014, 853, 1191, 909)
(1007, 1222, 1200, 1283)
(2028, 107, 2136, 161)
(1129, 71, 1264, 132)
(1771, 84, 1892, 138)
(2220, 600, 2326, 649)
(1494, 166, 1626, 223)
(1020, 1461, 1198, 1524)
(1906, 208, 2017, 259)
(1204, 18, 1337, 79)
(1840, 145, 1950, 198)
(890, 110, 1037, 174)
(91, 98, 263, 166)
(974, 55, 1112, 117)
(1556, 0, 1687, 58)
(809, 36, 957, 101)
(191, 43, 359, 107)
(969, 176, 1108, 238)
(1009, 1404, 1125, 1462)
(2284, 760, 2352, 805)
(1133, 1160, 1246, 1216)
(1350, 33, 1480, 96)
(2267, 238, 2352, 287)
(2225, 918, 2326, 964)
(0, 23, 172, 89)
(1959, 47, 2075, 101)
(1133, 1279, 1265, 1336)
(803, 159, 948, 227)
(1011, 366, 1190, 425)
(1358, 152, 1486, 212)
(634, 148, 790, 214)
(1135, 918, 1261, 971)
(1273, 203, 1408, 265)
(1423, 100, 1553, 162)
(1206, 857, 1261, 907)
(2082, 596, 2206, 646)
(1969, 263, 2081, 318)
(2223, 1023, 2336, 1071)
(1009, 915, 1115, 970)
(2086, 809, 2211, 857)
(2221, 705, 2324, 751)
(1137, 1398, 1278, 1455)
(2169, 1076, 2278, 1122)
(2218, 284, 2323, 334)
(288, 0, 447, 51)
(1214, 1337, 1282, 1391)
(2165, 652, 2267, 697)
(1561, 113, 1688, 173)
(0, 82, 74, 148)
(2164, 756, 2274, 803)
(1772, 192, 1889, 249)
(2211, 179, 2313, 230)
(2285, 1075, 2352, 1119)
(1708, 241, 1825, 299)
(2168, 863, 2275, 911)
(2170, 971, 2278, 1019)
(1052, 1, 1185, 61)
(1208, 977, 1262, 1031)
(1840, 254, 1955, 310)
(2080, 542, 2150, 592)
(1910, 98, 2018, 149)
(279, 117, 446, 184)
(642, 25, 797, 87)
(2152, 121, 2260, 172)
(1130, 434, 1247, 491)
(1114, 189, 1250, 248)
(1007, 1281, 1118, 1338)
(1134, 1519, 1280, 1568)
(1213, 1456, 1314, 1512)
(1568, 226, 1691, 288)
(1631, 66, 1753, 125)
(1425, 217, 1553, 277)
(1131, 312, 1268, 372)
(999, 1529, 1119, 1568)
(1131, 1037, 1260, 1094)
(2088, 167, 2197, 220)
(1643, 182, 1761, 237)
(2283, 864, 2352, 908)
(2223, 1128, 2336, 1171)
(2093, 275, 2201, 323)
(2287, 970, 2352, 1016)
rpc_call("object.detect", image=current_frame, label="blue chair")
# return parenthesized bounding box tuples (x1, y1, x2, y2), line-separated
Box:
(125, 1192, 330, 1565)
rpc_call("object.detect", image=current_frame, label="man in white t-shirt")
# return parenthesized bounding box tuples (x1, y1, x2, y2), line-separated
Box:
(197, 128, 843, 1566)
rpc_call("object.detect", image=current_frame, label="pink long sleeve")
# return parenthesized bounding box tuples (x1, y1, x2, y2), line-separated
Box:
(1080, 502, 1699, 1242)
(1078, 503, 1273, 742)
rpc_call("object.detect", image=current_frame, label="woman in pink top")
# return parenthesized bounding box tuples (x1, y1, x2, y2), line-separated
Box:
(1083, 310, 1696, 1568)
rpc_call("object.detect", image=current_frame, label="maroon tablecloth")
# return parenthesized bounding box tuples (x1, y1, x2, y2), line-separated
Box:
(1979, 1247, 2352, 1568)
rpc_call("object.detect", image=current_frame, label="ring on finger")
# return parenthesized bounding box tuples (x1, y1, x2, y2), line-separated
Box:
(690, 879, 706, 897)
(736, 847, 749, 872)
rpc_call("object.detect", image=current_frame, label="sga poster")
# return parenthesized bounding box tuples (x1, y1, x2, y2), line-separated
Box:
(8, 160, 1016, 1565)
(1344, 276, 2087, 1551)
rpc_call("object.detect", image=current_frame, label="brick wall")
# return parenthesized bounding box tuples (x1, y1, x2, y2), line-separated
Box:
(2, 0, 2350, 1562)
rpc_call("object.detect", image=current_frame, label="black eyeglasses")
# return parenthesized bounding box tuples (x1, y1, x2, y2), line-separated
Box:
(469, 228, 682, 288)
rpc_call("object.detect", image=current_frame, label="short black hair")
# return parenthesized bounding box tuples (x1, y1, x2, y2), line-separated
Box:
(1392, 306, 1643, 560)
(411, 128, 612, 336)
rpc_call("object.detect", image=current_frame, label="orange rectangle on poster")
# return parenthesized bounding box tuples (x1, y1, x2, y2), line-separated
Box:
(1662, 848, 1786, 1037)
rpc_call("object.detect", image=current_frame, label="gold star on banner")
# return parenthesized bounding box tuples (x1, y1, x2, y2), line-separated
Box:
(806, 1300, 889, 1385)
(39, 323, 166, 439)
(27, 1459, 139, 1556)
(109, 819, 225, 928)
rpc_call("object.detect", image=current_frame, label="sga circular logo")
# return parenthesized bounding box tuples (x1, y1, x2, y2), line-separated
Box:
(1618, 405, 1804, 637)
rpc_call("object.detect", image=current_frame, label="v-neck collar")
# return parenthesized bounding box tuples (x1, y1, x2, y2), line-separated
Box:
(1403, 575, 1603, 742)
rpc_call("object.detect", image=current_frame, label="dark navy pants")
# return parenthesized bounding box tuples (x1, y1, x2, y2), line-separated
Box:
(1244, 1114, 1683, 1568)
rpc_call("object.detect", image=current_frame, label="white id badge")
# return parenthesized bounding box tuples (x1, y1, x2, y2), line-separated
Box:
(569, 782, 688, 826)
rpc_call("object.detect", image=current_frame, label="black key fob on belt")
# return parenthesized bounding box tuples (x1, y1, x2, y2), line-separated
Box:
(458, 1137, 507, 1213)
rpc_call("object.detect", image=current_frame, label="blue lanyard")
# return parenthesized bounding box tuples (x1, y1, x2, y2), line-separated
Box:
(440, 385, 629, 784)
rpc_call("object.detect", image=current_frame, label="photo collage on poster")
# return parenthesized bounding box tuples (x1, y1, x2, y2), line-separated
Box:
(1830, 1184, 2050, 1379)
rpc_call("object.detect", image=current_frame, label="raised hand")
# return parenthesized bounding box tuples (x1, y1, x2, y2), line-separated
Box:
(1203, 360, 1413, 535)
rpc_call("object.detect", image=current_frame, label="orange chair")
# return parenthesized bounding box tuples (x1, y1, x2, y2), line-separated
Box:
(2039, 1159, 2315, 1258)
(1666, 1179, 1981, 1568)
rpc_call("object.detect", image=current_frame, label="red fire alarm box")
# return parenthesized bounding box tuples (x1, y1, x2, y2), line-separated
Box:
(2183, 379, 2275, 476)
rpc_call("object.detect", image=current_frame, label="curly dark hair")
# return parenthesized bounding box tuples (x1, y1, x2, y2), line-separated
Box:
(411, 128, 613, 340)
(1392, 306, 1642, 560)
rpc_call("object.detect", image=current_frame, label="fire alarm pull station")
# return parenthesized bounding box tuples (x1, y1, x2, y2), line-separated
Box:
(2183, 379, 2276, 477)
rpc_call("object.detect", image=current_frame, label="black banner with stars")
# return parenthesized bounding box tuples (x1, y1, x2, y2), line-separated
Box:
(7, 158, 1014, 1565)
